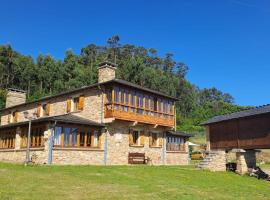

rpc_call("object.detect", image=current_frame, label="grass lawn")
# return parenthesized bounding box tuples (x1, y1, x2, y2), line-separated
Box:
(0, 163, 269, 200)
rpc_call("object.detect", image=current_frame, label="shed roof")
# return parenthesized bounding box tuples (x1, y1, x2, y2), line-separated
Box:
(201, 104, 270, 125)
(0, 114, 105, 129)
(166, 131, 193, 137)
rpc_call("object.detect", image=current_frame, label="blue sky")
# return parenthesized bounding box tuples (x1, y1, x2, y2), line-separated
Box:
(1, 0, 270, 106)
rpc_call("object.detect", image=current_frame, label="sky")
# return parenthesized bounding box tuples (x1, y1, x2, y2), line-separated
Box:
(1, 0, 270, 106)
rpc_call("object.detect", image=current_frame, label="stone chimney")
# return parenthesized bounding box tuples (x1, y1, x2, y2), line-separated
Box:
(6, 88, 26, 108)
(98, 61, 117, 83)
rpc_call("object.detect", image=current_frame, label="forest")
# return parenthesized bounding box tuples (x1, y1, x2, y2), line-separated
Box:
(0, 35, 248, 134)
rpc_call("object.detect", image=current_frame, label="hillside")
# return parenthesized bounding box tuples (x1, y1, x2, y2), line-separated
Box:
(0, 36, 249, 137)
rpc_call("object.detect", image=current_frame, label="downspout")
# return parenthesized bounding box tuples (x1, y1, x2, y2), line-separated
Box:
(98, 85, 108, 165)
(162, 132, 166, 165)
(48, 121, 57, 165)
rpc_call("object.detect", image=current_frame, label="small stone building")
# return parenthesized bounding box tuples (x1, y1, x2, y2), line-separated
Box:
(0, 62, 191, 165)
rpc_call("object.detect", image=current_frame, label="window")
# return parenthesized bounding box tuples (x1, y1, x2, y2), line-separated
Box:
(67, 96, 84, 113)
(54, 127, 62, 146)
(121, 88, 128, 112)
(166, 135, 185, 151)
(106, 89, 112, 103)
(73, 97, 80, 111)
(71, 128, 78, 146)
(114, 87, 119, 110)
(129, 129, 144, 146)
(53, 125, 101, 148)
(151, 132, 158, 146)
(149, 132, 163, 147)
(133, 131, 139, 145)
(145, 95, 149, 115)
(136, 93, 143, 114)
(130, 91, 136, 112)
(93, 130, 99, 147)
(0, 129, 16, 149)
(20, 126, 44, 148)
(8, 111, 18, 123)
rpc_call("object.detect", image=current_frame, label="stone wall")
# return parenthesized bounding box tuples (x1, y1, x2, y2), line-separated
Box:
(106, 121, 189, 165)
(166, 152, 188, 165)
(52, 149, 104, 165)
(0, 149, 47, 164)
(0, 121, 189, 165)
(1, 87, 103, 126)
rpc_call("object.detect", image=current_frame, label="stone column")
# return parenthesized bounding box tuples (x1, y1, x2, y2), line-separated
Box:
(236, 150, 256, 175)
(15, 127, 21, 150)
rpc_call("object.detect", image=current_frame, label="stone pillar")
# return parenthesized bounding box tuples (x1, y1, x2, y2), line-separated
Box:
(236, 150, 256, 175)
(15, 127, 21, 150)
(43, 124, 52, 164)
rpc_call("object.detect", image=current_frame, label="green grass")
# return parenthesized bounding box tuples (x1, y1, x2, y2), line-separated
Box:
(0, 163, 269, 200)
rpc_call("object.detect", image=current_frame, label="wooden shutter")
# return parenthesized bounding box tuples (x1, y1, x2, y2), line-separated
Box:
(159, 133, 163, 147)
(45, 103, 51, 115)
(149, 132, 153, 147)
(37, 104, 41, 117)
(129, 129, 133, 145)
(78, 95, 85, 111)
(67, 99, 71, 113)
(91, 131, 94, 147)
(140, 131, 144, 146)
(8, 114, 11, 123)
(14, 112, 19, 122)
(98, 132, 102, 148)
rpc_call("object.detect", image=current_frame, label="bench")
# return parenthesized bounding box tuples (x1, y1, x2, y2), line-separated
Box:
(128, 152, 148, 164)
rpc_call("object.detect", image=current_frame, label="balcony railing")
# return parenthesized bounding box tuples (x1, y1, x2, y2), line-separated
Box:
(104, 102, 175, 127)
(166, 143, 185, 151)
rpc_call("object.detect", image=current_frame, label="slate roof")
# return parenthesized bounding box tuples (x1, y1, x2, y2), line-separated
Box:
(0, 79, 178, 112)
(167, 131, 193, 137)
(0, 114, 105, 129)
(201, 104, 270, 125)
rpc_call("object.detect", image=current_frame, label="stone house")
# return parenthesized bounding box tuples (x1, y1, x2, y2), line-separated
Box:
(0, 62, 191, 165)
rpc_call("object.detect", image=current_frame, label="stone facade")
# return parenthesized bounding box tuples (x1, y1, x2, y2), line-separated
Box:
(0, 120, 189, 165)
(1, 87, 103, 126)
(166, 152, 188, 165)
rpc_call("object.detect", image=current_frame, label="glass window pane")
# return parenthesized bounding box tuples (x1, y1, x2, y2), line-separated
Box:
(72, 128, 78, 146)
(114, 87, 119, 103)
(64, 127, 70, 146)
(94, 130, 99, 147)
(54, 127, 62, 146)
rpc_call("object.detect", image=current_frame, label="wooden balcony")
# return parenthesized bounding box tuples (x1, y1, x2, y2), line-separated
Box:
(105, 102, 175, 127)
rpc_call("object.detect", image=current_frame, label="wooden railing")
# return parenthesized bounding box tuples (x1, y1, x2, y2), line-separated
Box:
(166, 144, 185, 151)
(104, 102, 175, 127)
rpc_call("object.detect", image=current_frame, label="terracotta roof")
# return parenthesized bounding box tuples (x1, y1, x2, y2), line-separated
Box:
(0, 114, 105, 129)
(0, 79, 179, 112)
(201, 104, 269, 125)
